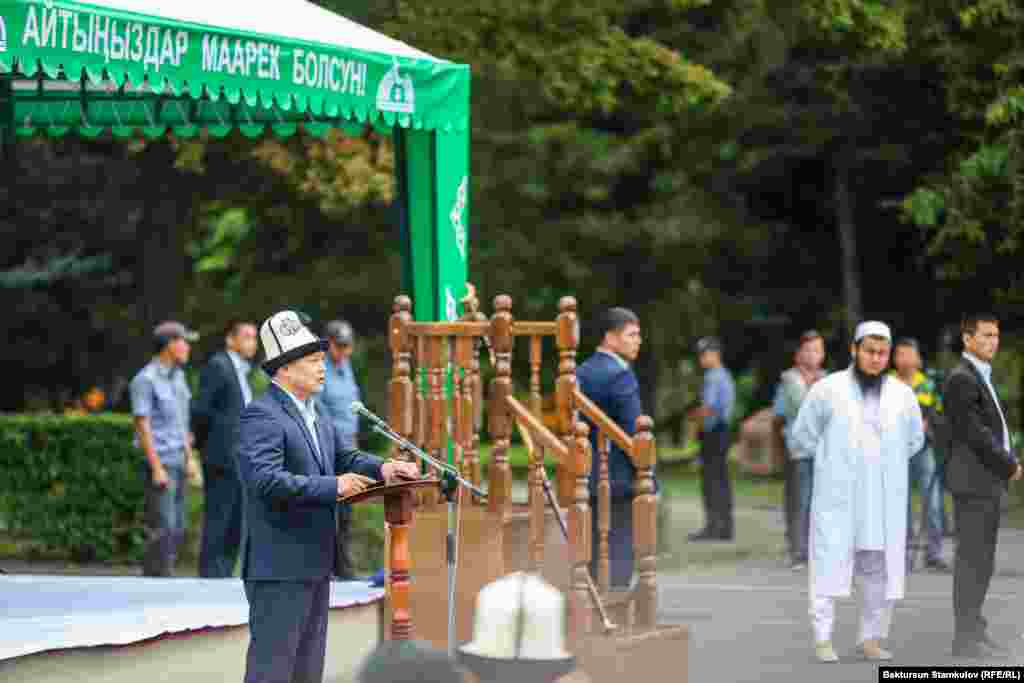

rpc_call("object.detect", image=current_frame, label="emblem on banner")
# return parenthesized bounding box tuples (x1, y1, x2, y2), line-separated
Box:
(451, 176, 468, 261)
(377, 57, 415, 114)
(445, 287, 458, 322)
(0, 17, 8, 53)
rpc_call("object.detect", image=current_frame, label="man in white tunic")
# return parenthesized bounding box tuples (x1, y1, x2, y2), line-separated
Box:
(790, 321, 924, 663)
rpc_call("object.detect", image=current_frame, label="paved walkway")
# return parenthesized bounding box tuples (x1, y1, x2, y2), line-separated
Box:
(657, 505, 1024, 682)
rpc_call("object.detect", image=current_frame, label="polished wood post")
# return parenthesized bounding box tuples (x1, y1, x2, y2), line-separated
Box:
(389, 296, 414, 463)
(529, 442, 546, 574)
(597, 431, 611, 595)
(387, 489, 415, 640)
(413, 335, 427, 471)
(555, 296, 579, 508)
(453, 335, 474, 481)
(633, 415, 658, 630)
(487, 295, 514, 514)
(530, 335, 543, 419)
(568, 420, 593, 638)
(426, 336, 446, 507)
(342, 480, 441, 642)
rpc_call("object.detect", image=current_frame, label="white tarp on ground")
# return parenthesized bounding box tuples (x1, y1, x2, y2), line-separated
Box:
(0, 575, 383, 661)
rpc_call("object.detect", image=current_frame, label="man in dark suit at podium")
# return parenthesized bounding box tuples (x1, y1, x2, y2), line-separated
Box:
(238, 310, 417, 683)
(192, 320, 258, 578)
(945, 312, 1022, 658)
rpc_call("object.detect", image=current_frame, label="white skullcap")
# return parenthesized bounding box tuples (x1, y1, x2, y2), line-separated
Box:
(854, 320, 892, 343)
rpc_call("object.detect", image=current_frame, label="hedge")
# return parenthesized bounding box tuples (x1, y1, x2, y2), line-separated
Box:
(0, 413, 144, 562)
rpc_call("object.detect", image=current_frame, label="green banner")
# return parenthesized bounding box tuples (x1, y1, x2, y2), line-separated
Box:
(434, 128, 470, 321)
(0, 0, 469, 132)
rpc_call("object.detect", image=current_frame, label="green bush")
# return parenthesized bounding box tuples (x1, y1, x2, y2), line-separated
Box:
(0, 413, 144, 562)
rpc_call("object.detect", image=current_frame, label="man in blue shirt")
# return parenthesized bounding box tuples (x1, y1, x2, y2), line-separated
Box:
(688, 336, 736, 541)
(576, 307, 647, 589)
(130, 320, 199, 576)
(316, 319, 362, 579)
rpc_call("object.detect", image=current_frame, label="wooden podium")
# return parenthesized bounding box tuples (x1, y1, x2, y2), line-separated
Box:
(341, 479, 440, 641)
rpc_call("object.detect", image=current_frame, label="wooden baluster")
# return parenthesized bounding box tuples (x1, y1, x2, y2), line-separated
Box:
(470, 332, 485, 491)
(453, 335, 474, 481)
(406, 334, 425, 509)
(389, 296, 414, 463)
(386, 489, 416, 640)
(597, 431, 611, 595)
(555, 296, 579, 508)
(487, 295, 514, 514)
(529, 442, 546, 574)
(427, 335, 446, 507)
(414, 335, 427, 470)
(568, 421, 593, 639)
(530, 335, 543, 420)
(633, 415, 658, 631)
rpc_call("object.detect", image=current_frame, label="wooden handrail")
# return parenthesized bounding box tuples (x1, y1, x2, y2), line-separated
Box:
(573, 388, 634, 457)
(506, 396, 569, 461)
(401, 321, 557, 337)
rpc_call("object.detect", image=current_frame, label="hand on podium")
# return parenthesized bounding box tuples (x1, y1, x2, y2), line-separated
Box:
(337, 473, 377, 499)
(382, 459, 420, 483)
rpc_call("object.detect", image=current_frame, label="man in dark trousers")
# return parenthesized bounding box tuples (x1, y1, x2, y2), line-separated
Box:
(945, 313, 1022, 658)
(688, 336, 736, 541)
(192, 320, 258, 578)
(576, 307, 648, 589)
(239, 311, 418, 683)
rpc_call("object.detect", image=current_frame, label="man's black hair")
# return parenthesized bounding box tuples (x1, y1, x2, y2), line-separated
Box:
(598, 307, 639, 339)
(961, 313, 999, 337)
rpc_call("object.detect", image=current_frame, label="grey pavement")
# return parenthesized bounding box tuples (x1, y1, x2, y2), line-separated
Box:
(657, 512, 1024, 682)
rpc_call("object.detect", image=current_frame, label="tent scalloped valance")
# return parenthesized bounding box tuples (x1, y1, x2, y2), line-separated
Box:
(0, 0, 470, 137)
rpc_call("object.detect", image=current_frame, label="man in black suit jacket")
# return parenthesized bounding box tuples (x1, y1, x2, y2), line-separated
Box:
(192, 321, 258, 578)
(944, 313, 1022, 658)
(239, 311, 417, 683)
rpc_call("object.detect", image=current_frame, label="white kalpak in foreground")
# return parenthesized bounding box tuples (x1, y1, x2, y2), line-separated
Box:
(789, 321, 924, 662)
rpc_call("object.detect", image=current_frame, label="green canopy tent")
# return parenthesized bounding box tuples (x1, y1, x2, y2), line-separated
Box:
(0, 0, 470, 322)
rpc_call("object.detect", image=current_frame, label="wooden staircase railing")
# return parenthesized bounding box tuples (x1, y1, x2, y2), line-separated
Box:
(387, 288, 658, 640)
(573, 388, 658, 629)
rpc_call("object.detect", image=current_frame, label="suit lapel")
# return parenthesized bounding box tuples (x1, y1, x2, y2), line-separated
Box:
(316, 417, 333, 476)
(272, 385, 326, 474)
(222, 351, 246, 407)
(962, 360, 1003, 423)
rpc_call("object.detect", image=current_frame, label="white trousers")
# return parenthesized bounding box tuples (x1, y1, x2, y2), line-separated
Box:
(811, 549, 893, 643)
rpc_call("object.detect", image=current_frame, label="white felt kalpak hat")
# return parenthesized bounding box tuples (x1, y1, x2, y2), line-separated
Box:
(854, 320, 892, 343)
(458, 572, 575, 680)
(259, 310, 328, 375)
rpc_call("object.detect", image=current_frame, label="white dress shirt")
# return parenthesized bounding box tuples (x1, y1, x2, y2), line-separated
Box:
(227, 350, 253, 406)
(273, 381, 321, 459)
(963, 352, 1011, 454)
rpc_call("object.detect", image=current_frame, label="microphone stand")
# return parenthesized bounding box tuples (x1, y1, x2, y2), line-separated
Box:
(352, 403, 486, 655)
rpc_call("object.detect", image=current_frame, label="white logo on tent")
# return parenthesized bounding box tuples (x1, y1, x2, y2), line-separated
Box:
(0, 17, 8, 53)
(445, 287, 458, 322)
(451, 176, 468, 261)
(377, 58, 415, 114)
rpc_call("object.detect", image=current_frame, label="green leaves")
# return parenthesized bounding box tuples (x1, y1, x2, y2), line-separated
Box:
(0, 415, 144, 562)
(191, 207, 251, 274)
